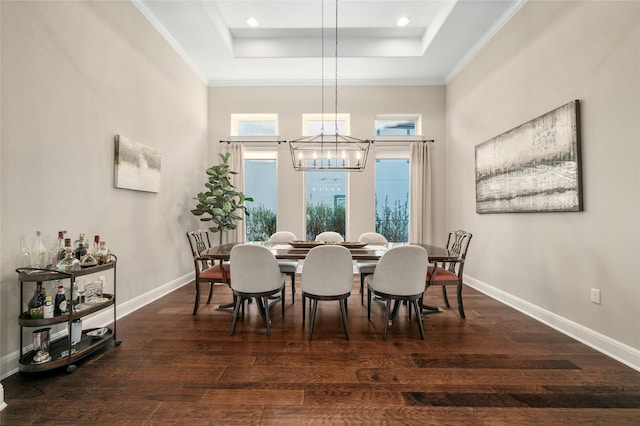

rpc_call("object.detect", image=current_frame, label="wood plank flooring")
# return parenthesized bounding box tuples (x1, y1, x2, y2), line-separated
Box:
(2, 278, 640, 425)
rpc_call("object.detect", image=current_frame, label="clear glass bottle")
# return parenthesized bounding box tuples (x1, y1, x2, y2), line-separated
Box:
(56, 247, 81, 272)
(58, 238, 72, 262)
(96, 241, 111, 265)
(51, 230, 65, 268)
(30, 231, 48, 269)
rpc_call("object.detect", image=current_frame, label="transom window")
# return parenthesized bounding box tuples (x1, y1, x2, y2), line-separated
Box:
(375, 114, 421, 137)
(231, 114, 278, 137)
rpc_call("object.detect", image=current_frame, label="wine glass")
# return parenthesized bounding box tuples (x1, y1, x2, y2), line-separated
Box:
(76, 280, 85, 306)
(20, 238, 30, 267)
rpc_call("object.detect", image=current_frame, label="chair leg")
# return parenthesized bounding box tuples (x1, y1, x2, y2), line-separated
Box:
(193, 281, 201, 315)
(340, 299, 350, 340)
(206, 282, 214, 304)
(281, 287, 286, 318)
(302, 295, 306, 325)
(367, 288, 372, 321)
(230, 295, 242, 336)
(442, 285, 451, 308)
(412, 299, 425, 340)
(264, 296, 272, 336)
(290, 272, 296, 305)
(383, 299, 392, 341)
(360, 274, 365, 305)
(308, 300, 318, 341)
(457, 282, 466, 319)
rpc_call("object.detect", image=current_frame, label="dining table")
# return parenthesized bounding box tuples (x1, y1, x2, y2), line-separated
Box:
(203, 241, 458, 315)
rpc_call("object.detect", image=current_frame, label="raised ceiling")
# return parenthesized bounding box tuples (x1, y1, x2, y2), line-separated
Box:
(134, 0, 525, 86)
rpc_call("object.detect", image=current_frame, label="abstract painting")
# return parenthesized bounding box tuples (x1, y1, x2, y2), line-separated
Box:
(475, 100, 582, 213)
(114, 135, 161, 193)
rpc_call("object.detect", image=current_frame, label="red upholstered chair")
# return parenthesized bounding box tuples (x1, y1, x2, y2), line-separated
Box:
(186, 230, 230, 315)
(426, 230, 472, 319)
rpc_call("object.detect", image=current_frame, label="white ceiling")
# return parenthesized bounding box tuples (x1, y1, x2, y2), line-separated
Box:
(134, 0, 525, 86)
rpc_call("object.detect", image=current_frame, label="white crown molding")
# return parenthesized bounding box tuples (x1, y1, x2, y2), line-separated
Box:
(445, 0, 528, 83)
(208, 78, 445, 87)
(464, 274, 640, 373)
(131, 0, 208, 84)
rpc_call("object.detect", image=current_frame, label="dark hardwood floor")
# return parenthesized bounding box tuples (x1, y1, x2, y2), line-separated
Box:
(3, 278, 640, 425)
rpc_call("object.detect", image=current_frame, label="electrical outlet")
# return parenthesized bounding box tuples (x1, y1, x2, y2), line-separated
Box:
(590, 288, 601, 304)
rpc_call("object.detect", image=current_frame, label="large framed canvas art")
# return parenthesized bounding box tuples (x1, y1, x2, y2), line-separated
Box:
(114, 135, 161, 193)
(475, 100, 582, 214)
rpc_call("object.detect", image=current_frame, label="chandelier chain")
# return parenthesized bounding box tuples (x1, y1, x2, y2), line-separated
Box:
(321, 0, 325, 135)
(335, 0, 339, 135)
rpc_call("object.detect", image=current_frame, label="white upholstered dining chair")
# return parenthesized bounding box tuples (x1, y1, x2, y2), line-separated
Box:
(230, 244, 286, 336)
(366, 245, 429, 340)
(355, 232, 388, 305)
(268, 231, 299, 304)
(314, 231, 344, 242)
(301, 245, 354, 341)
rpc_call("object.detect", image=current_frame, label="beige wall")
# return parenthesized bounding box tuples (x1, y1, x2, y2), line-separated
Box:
(0, 1, 207, 364)
(208, 85, 447, 243)
(446, 1, 640, 350)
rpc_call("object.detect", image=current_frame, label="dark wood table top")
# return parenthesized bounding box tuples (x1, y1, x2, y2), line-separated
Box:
(203, 242, 456, 262)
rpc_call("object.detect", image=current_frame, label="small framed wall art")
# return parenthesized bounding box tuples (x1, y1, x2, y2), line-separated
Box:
(114, 135, 161, 193)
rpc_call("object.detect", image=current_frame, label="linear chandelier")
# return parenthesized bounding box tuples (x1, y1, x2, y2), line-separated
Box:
(289, 0, 372, 172)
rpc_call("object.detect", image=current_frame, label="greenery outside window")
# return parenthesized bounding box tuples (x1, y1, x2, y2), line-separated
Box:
(375, 152, 410, 242)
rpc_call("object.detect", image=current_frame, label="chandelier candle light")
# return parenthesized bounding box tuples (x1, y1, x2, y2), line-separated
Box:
(289, 0, 372, 172)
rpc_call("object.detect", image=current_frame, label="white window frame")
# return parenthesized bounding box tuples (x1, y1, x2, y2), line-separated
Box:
(374, 114, 423, 141)
(230, 113, 279, 140)
(302, 113, 351, 136)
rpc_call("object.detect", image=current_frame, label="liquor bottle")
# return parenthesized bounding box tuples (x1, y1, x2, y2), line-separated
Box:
(93, 235, 100, 253)
(58, 238, 72, 262)
(30, 231, 48, 269)
(43, 295, 54, 319)
(56, 247, 81, 272)
(95, 241, 111, 265)
(74, 233, 87, 260)
(28, 283, 46, 319)
(51, 230, 65, 268)
(54, 285, 67, 316)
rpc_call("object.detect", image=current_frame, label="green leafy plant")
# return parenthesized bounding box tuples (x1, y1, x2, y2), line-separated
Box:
(375, 195, 408, 242)
(191, 152, 253, 244)
(306, 202, 345, 240)
(246, 204, 276, 242)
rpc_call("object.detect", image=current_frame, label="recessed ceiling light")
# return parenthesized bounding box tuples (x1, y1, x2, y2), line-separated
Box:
(246, 17, 259, 27)
(397, 16, 410, 27)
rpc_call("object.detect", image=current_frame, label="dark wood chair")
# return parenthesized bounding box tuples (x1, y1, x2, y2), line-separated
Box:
(425, 230, 473, 319)
(186, 230, 230, 315)
(367, 245, 429, 340)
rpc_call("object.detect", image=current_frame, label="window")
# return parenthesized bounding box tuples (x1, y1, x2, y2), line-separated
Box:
(375, 114, 421, 137)
(375, 156, 410, 242)
(231, 114, 278, 136)
(303, 114, 349, 240)
(244, 151, 277, 242)
(233, 114, 279, 241)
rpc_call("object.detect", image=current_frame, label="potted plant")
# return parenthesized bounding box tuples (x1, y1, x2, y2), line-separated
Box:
(191, 152, 253, 244)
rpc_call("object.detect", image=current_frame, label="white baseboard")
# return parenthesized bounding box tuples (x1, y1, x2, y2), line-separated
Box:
(0, 272, 194, 388)
(464, 274, 640, 373)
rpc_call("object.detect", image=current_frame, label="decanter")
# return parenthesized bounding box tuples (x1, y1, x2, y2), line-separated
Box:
(56, 247, 81, 271)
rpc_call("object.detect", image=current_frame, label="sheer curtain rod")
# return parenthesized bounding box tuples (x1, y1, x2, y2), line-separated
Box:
(219, 139, 434, 144)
